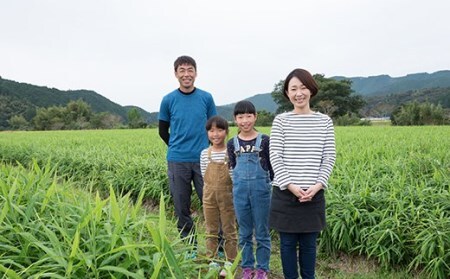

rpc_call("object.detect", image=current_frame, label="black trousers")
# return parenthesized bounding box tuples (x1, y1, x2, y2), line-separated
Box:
(167, 161, 203, 240)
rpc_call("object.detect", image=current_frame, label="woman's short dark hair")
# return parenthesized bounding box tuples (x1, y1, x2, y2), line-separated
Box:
(174, 55, 197, 71)
(233, 100, 256, 116)
(283, 69, 319, 99)
(206, 115, 229, 132)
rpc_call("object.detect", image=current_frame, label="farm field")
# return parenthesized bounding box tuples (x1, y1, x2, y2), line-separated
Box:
(0, 126, 449, 278)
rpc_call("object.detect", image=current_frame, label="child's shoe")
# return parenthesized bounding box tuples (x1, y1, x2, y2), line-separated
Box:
(219, 261, 232, 277)
(240, 267, 254, 279)
(208, 261, 220, 272)
(253, 269, 268, 279)
(184, 248, 198, 260)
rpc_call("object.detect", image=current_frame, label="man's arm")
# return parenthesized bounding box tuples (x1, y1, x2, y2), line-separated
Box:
(158, 120, 170, 145)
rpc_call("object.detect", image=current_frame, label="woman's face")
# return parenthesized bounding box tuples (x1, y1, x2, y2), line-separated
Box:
(286, 76, 311, 112)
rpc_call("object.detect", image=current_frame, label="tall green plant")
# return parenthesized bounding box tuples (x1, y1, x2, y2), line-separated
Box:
(0, 161, 207, 278)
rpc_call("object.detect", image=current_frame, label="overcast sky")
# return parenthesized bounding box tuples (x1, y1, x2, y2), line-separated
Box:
(1, 0, 449, 112)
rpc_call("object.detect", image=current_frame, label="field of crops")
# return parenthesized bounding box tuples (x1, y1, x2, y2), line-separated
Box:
(0, 126, 449, 278)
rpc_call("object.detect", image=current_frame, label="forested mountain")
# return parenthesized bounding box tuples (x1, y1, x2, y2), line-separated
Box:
(332, 70, 450, 96)
(0, 77, 126, 117)
(238, 87, 450, 118)
(362, 87, 450, 117)
(217, 71, 450, 117)
(1, 70, 449, 129)
(0, 77, 154, 129)
(216, 93, 278, 120)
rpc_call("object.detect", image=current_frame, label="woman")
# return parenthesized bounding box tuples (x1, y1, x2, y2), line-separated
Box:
(269, 68, 336, 279)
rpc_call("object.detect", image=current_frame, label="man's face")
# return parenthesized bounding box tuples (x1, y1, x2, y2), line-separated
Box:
(175, 63, 197, 92)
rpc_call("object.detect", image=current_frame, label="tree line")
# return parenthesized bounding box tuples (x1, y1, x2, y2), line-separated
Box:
(3, 75, 449, 131)
(390, 102, 448, 125)
(269, 74, 449, 126)
(7, 99, 150, 130)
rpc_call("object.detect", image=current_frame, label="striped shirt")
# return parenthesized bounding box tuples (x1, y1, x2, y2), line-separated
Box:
(200, 148, 231, 177)
(270, 112, 336, 190)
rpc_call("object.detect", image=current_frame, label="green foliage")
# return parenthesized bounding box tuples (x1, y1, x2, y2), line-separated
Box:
(334, 113, 371, 126)
(0, 77, 128, 118)
(33, 105, 66, 130)
(390, 101, 448, 125)
(313, 75, 366, 118)
(0, 129, 170, 204)
(362, 87, 450, 117)
(255, 110, 275, 126)
(128, 108, 147, 128)
(32, 100, 92, 130)
(271, 75, 366, 119)
(91, 112, 123, 129)
(271, 80, 291, 114)
(0, 161, 208, 278)
(319, 126, 450, 279)
(0, 127, 449, 278)
(30, 99, 126, 130)
(0, 76, 162, 130)
(0, 95, 36, 130)
(125, 106, 157, 124)
(8, 115, 30, 130)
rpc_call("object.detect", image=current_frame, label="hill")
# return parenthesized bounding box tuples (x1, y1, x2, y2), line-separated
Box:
(2, 70, 449, 129)
(217, 71, 450, 118)
(332, 70, 450, 96)
(232, 87, 450, 118)
(0, 77, 154, 129)
(362, 87, 450, 117)
(216, 93, 278, 120)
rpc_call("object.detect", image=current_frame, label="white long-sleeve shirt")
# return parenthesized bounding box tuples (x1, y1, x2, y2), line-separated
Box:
(270, 112, 336, 190)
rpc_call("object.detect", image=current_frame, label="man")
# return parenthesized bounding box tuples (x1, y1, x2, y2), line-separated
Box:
(158, 55, 217, 249)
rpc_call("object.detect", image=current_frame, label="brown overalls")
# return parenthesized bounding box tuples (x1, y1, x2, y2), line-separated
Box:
(202, 148, 238, 261)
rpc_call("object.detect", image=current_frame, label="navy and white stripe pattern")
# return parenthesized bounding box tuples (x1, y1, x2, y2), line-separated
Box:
(270, 112, 336, 190)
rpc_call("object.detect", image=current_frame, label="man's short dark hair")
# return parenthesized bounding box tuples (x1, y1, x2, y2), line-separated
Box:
(174, 56, 197, 71)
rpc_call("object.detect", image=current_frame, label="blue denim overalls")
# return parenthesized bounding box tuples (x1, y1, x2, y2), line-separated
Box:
(232, 133, 271, 272)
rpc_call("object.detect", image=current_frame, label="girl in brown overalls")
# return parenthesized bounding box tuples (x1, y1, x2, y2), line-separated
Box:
(200, 115, 238, 276)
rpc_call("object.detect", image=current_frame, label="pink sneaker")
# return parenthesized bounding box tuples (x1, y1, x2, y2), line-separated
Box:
(241, 267, 254, 279)
(253, 269, 268, 279)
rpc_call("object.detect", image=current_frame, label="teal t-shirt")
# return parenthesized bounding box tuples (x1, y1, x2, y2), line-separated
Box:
(158, 88, 217, 162)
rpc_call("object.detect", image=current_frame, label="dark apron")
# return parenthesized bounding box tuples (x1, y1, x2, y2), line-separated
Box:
(270, 186, 326, 233)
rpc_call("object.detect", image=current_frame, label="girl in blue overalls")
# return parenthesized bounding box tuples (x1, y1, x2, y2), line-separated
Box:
(227, 100, 273, 279)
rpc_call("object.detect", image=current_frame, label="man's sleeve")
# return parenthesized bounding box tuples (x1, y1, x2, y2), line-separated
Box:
(207, 95, 217, 118)
(158, 96, 170, 122)
(158, 120, 170, 145)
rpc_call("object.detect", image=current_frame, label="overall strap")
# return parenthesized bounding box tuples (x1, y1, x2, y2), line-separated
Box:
(208, 147, 229, 163)
(233, 136, 240, 154)
(254, 133, 263, 152)
(207, 147, 213, 161)
(224, 151, 229, 163)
